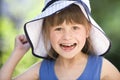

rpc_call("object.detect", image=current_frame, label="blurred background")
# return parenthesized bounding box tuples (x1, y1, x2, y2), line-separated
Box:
(0, 0, 120, 76)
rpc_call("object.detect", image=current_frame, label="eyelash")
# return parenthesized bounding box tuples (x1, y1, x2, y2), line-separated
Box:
(72, 26, 80, 30)
(55, 27, 62, 31)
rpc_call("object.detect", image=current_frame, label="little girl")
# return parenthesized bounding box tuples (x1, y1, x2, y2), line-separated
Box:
(0, 0, 120, 80)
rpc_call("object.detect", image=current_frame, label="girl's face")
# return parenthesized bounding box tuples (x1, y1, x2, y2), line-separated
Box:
(50, 21, 89, 59)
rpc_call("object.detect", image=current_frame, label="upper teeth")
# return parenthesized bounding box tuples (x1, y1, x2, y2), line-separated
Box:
(60, 43, 76, 47)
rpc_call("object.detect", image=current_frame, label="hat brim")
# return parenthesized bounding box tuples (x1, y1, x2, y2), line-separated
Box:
(24, 1, 111, 58)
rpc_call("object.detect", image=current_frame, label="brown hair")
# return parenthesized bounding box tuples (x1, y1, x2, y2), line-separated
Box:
(42, 4, 94, 59)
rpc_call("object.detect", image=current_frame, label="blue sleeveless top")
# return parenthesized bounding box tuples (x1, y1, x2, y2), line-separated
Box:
(39, 55, 103, 80)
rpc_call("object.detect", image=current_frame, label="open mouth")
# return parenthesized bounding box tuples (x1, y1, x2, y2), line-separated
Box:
(59, 43, 77, 51)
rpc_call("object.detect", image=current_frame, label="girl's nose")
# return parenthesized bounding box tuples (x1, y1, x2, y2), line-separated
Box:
(62, 30, 72, 40)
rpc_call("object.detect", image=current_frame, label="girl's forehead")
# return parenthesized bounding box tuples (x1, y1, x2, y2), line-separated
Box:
(51, 20, 80, 27)
(60, 20, 81, 26)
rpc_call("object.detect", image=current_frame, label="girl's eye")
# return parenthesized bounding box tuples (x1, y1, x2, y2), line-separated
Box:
(72, 26, 80, 30)
(55, 27, 62, 31)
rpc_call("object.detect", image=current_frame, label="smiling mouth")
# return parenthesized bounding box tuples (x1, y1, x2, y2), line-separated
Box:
(59, 43, 77, 51)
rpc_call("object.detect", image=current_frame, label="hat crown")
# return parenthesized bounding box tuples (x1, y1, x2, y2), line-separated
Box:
(44, 0, 91, 12)
(45, 0, 51, 5)
(81, 0, 91, 11)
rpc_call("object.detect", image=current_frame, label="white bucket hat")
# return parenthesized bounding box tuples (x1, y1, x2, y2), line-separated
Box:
(24, 0, 111, 58)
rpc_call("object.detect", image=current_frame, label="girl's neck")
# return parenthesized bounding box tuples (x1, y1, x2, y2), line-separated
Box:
(56, 52, 88, 68)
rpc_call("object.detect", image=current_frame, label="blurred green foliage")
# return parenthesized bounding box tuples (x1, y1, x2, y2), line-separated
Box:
(0, 0, 120, 77)
(91, 0, 120, 71)
(0, 0, 44, 76)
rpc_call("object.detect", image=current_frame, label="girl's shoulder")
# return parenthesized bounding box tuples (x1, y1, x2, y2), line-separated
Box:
(101, 58, 120, 80)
